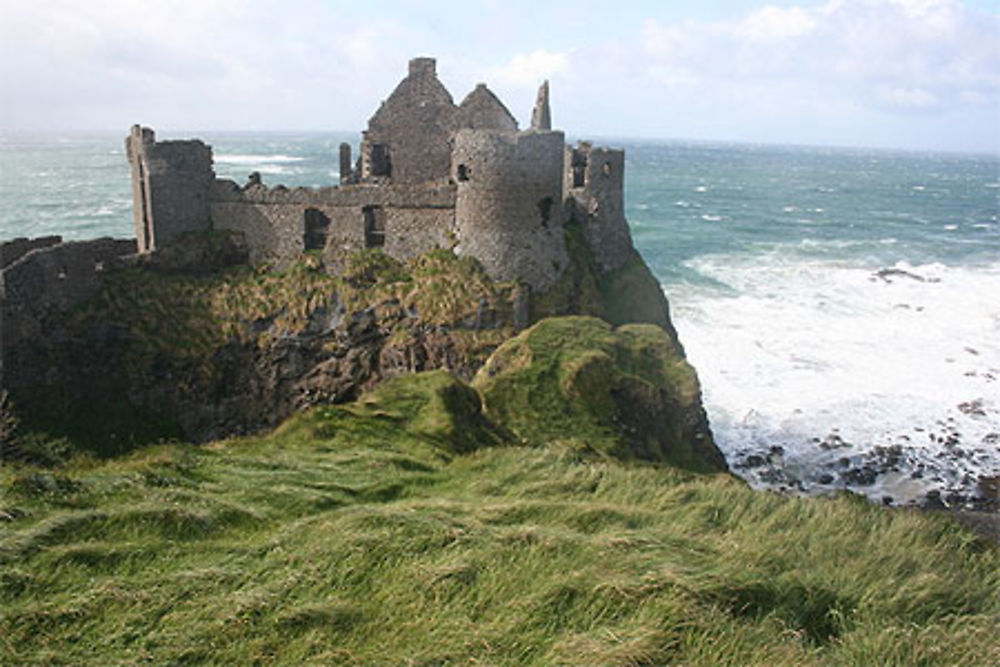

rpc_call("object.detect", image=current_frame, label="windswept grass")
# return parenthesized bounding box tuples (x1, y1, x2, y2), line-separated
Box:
(2, 370, 997, 664)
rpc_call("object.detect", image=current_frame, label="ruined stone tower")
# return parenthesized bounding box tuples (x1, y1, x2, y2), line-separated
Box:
(125, 125, 213, 252)
(452, 128, 568, 290)
(565, 142, 632, 273)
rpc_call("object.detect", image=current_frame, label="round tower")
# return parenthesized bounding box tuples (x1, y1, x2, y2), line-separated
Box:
(452, 129, 568, 291)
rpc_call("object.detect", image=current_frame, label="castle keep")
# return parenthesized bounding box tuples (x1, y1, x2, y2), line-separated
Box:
(125, 57, 633, 291)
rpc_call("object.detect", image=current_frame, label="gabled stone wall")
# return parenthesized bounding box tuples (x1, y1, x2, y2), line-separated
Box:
(361, 58, 457, 184)
(457, 84, 518, 132)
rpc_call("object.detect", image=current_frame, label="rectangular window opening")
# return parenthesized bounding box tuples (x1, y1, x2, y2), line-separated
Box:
(363, 205, 386, 248)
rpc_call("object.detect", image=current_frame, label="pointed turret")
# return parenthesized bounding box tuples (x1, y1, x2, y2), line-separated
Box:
(530, 80, 551, 131)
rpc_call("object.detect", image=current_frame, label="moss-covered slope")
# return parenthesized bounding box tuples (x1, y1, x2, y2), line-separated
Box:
(474, 317, 723, 472)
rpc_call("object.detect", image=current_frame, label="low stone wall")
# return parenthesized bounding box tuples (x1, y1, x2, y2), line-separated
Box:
(1, 236, 64, 270)
(1, 237, 137, 363)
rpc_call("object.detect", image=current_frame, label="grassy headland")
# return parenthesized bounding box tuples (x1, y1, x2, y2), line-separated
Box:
(2, 325, 998, 664)
(2, 232, 997, 664)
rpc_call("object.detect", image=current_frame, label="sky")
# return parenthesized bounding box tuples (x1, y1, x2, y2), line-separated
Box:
(1, 0, 998, 153)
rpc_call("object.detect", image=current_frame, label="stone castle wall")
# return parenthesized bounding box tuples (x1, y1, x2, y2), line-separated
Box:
(209, 180, 456, 266)
(453, 129, 568, 291)
(115, 60, 629, 291)
(1, 236, 63, 270)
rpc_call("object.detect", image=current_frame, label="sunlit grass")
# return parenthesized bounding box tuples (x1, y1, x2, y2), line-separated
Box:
(2, 369, 997, 664)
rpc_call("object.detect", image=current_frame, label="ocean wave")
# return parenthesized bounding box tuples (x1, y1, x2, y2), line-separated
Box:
(670, 255, 1000, 504)
(214, 154, 305, 165)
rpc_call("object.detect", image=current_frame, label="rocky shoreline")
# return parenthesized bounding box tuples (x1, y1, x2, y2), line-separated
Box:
(729, 422, 999, 513)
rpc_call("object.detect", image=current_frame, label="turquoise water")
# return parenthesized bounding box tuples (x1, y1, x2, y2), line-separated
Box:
(2, 131, 998, 503)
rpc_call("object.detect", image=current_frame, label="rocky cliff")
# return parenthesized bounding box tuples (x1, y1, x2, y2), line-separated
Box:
(2, 219, 722, 471)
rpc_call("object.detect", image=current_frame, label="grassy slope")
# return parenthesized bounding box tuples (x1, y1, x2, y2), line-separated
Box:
(2, 370, 998, 665)
(473, 317, 721, 472)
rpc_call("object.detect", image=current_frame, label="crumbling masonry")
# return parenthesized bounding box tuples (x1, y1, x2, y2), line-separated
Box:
(125, 57, 634, 292)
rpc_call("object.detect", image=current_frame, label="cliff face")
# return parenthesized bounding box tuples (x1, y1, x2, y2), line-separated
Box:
(2, 222, 723, 472)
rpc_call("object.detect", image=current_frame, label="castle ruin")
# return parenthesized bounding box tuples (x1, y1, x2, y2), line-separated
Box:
(0, 57, 673, 447)
(125, 57, 634, 291)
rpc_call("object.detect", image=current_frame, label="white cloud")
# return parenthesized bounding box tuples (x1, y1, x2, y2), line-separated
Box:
(881, 87, 940, 108)
(486, 50, 573, 87)
(633, 0, 998, 123)
(737, 5, 818, 41)
(0, 0, 996, 151)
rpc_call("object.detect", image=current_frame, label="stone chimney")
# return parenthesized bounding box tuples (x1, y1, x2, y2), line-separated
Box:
(531, 80, 551, 131)
(409, 57, 436, 78)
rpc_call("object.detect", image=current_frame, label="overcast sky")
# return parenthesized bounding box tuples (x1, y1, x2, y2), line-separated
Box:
(1, 0, 997, 153)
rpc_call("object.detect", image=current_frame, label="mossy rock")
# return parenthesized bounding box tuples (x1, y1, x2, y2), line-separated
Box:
(274, 370, 509, 460)
(472, 316, 725, 472)
(532, 219, 682, 348)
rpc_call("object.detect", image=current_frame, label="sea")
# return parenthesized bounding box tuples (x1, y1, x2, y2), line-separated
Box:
(2, 130, 998, 507)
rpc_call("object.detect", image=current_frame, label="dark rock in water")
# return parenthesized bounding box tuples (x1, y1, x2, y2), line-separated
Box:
(818, 473, 834, 485)
(873, 267, 931, 283)
(743, 454, 767, 468)
(819, 433, 851, 450)
(978, 476, 1000, 501)
(841, 466, 878, 486)
(945, 491, 968, 508)
(922, 490, 946, 510)
(958, 399, 986, 417)
(758, 467, 799, 487)
(882, 496, 894, 506)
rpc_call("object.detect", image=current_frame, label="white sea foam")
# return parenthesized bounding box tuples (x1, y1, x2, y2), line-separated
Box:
(256, 165, 298, 175)
(214, 154, 305, 165)
(669, 252, 1000, 504)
